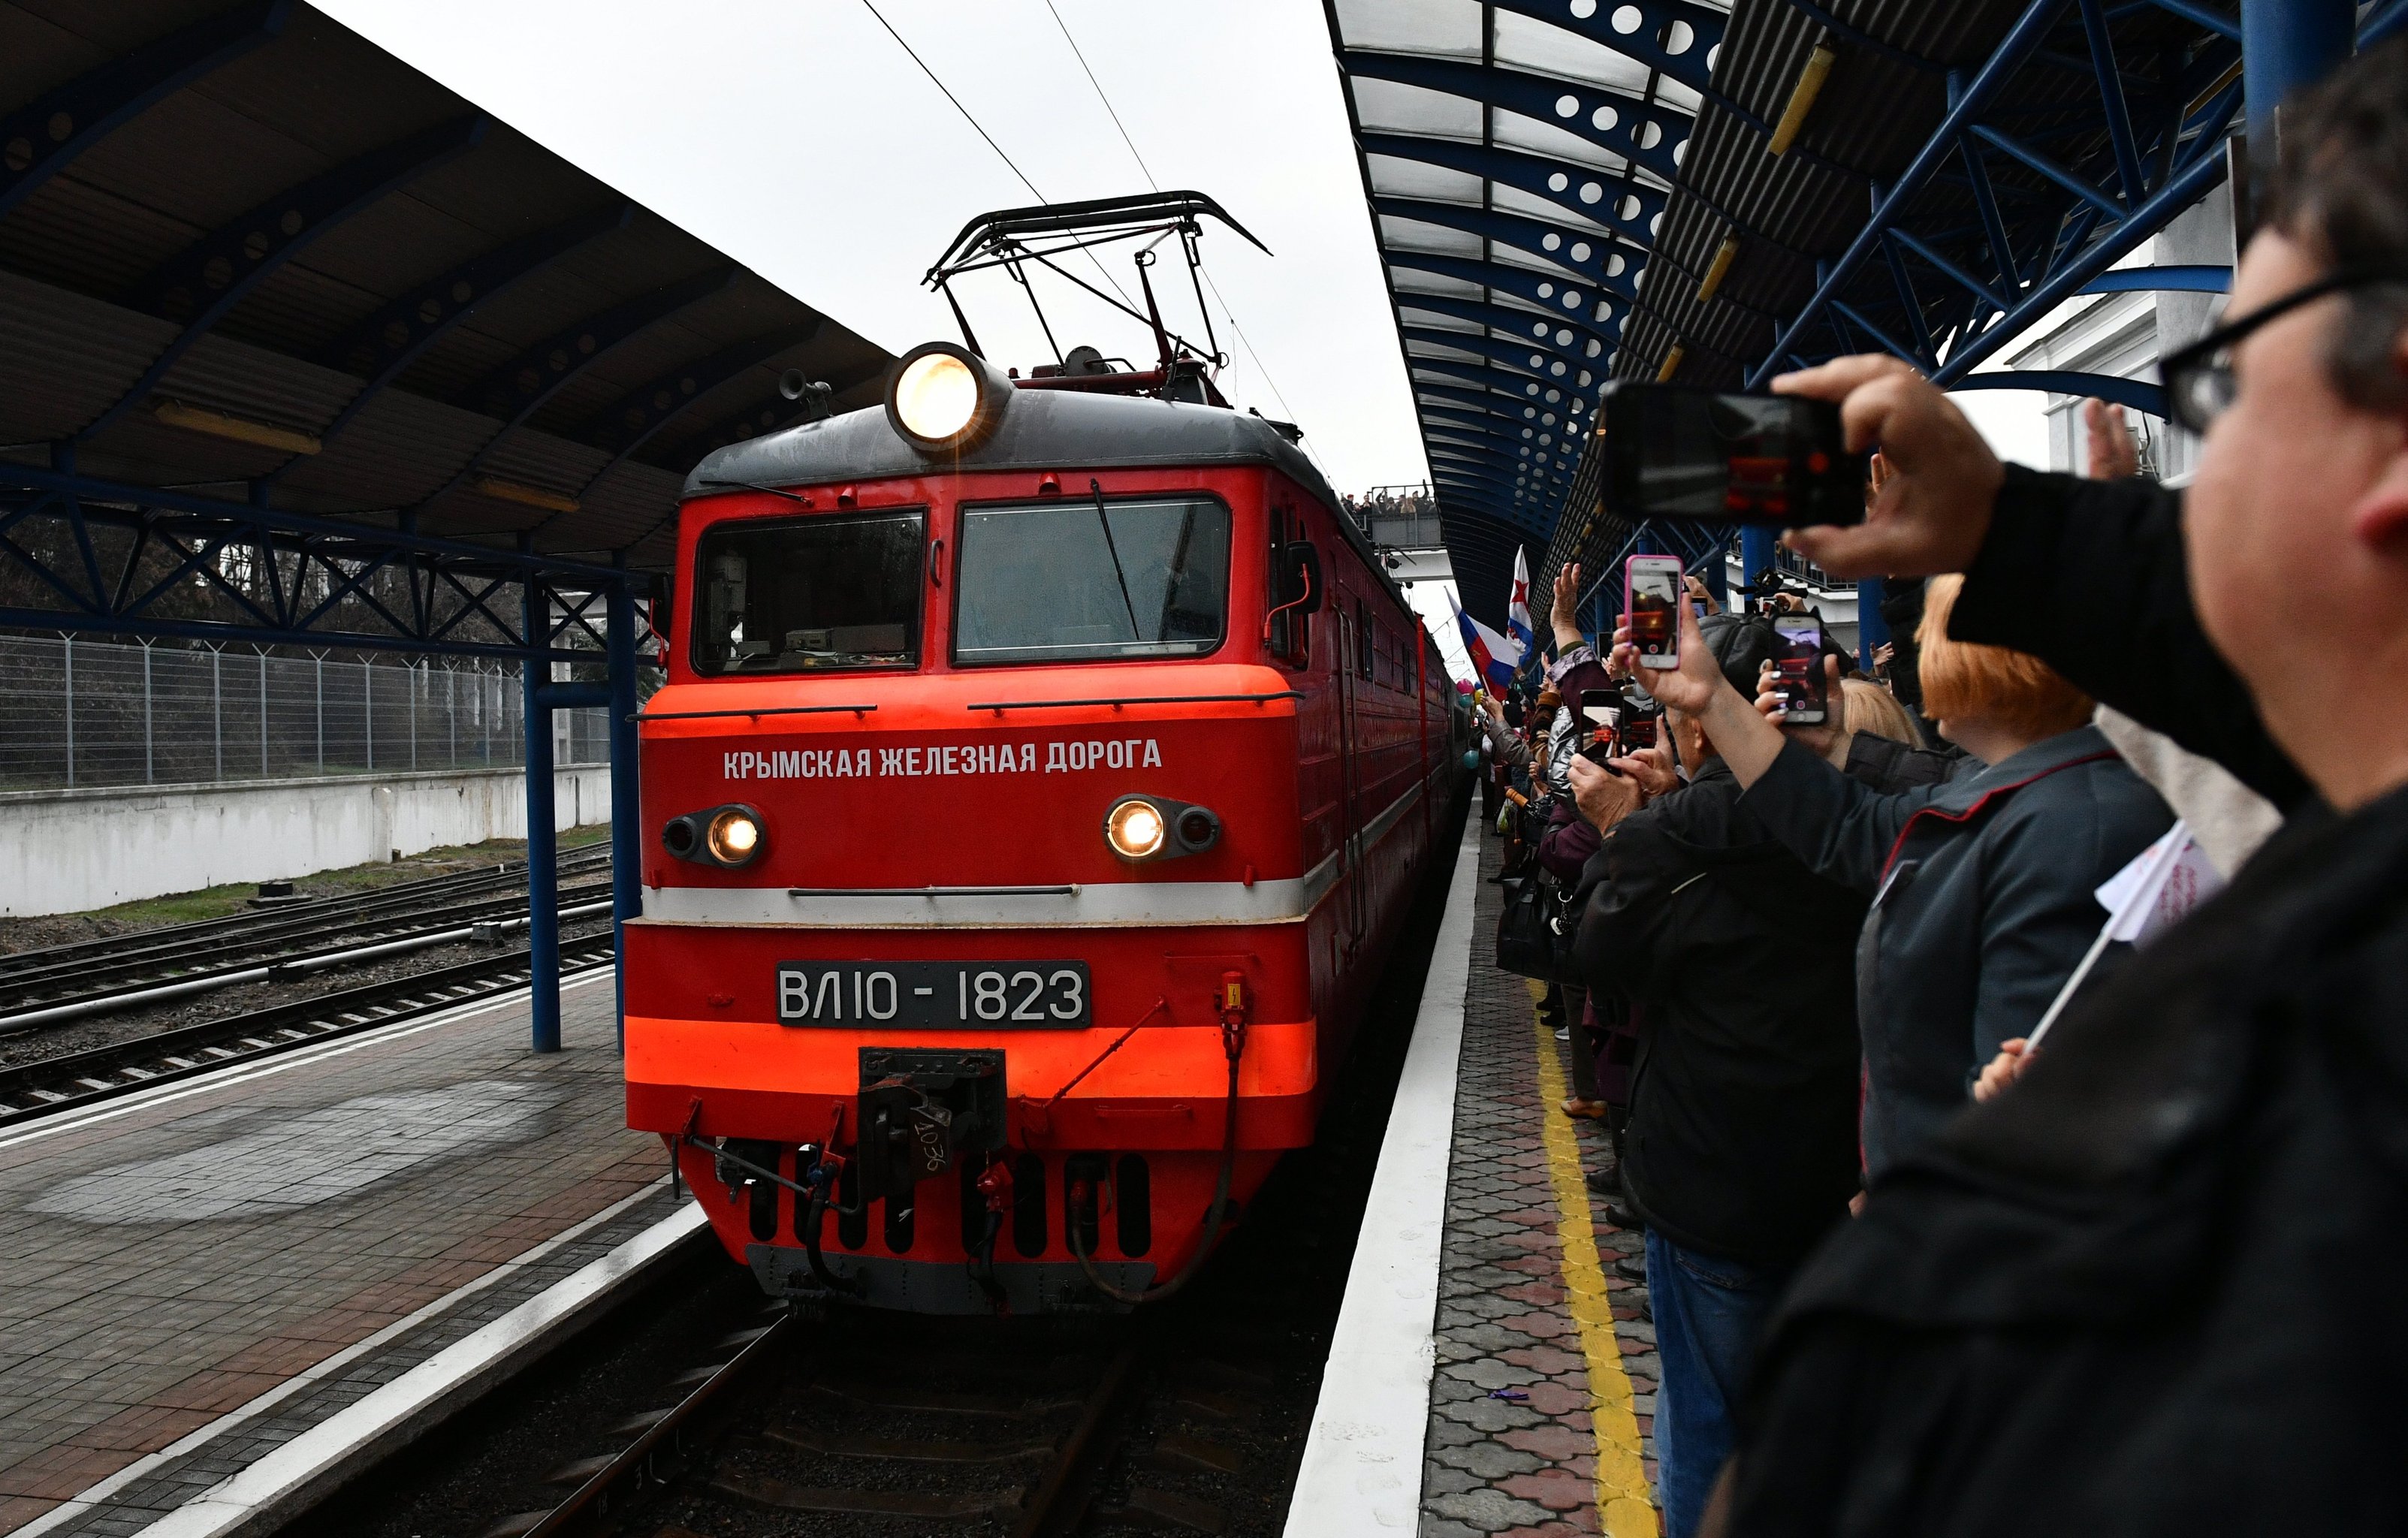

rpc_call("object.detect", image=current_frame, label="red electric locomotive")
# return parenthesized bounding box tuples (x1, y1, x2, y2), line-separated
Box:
(623, 196, 1466, 1313)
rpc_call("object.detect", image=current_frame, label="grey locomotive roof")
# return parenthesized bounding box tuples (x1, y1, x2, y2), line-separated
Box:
(684, 380, 1436, 619)
(686, 386, 1341, 509)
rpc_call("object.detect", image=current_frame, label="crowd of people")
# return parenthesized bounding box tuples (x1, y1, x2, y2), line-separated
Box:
(1461, 40, 2408, 1537)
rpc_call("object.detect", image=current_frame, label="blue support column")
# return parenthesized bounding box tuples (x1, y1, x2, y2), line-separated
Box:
(1857, 575, 1891, 672)
(523, 585, 560, 1055)
(606, 574, 643, 1051)
(1740, 527, 1779, 615)
(2241, 0, 2355, 157)
(1703, 529, 1730, 607)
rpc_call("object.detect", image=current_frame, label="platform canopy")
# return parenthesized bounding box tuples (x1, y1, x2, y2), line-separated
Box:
(1320, 0, 2392, 629)
(0, 0, 893, 583)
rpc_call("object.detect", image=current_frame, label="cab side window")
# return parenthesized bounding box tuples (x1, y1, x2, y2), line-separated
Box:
(1268, 507, 1311, 668)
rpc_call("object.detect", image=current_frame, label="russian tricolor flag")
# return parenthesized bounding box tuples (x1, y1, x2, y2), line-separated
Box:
(1448, 590, 1523, 692)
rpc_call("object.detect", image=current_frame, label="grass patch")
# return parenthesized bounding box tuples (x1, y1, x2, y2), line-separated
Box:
(56, 825, 614, 930)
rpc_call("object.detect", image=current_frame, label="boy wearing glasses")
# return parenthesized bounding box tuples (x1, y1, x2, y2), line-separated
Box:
(1703, 35, 2408, 1538)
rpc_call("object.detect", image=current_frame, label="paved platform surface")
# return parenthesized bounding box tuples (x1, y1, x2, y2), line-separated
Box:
(1423, 831, 1660, 1538)
(0, 970, 672, 1538)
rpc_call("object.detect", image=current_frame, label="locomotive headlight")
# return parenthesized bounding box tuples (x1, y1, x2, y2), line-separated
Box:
(894, 351, 978, 440)
(1105, 798, 1166, 860)
(665, 804, 767, 869)
(884, 341, 1012, 454)
(1103, 795, 1221, 861)
(705, 807, 764, 865)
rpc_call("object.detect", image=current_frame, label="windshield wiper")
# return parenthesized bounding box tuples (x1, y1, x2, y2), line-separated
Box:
(1089, 478, 1142, 641)
(696, 476, 810, 505)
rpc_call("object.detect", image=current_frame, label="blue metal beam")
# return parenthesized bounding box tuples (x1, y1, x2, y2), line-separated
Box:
(459, 265, 738, 426)
(421, 264, 740, 511)
(1411, 355, 1595, 407)
(572, 321, 821, 484)
(280, 202, 635, 483)
(1394, 289, 1616, 358)
(85, 115, 488, 443)
(1936, 146, 2231, 381)
(0, 2, 288, 222)
(1384, 247, 1631, 326)
(1946, 369, 2168, 418)
(2077, 264, 2229, 293)
(1340, 52, 1693, 183)
(0, 469, 629, 660)
(1374, 197, 1644, 288)
(1404, 326, 1602, 389)
(1748, 0, 2070, 387)
(1359, 133, 1667, 249)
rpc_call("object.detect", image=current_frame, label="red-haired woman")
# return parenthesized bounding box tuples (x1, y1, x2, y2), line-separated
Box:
(1626, 575, 2172, 1179)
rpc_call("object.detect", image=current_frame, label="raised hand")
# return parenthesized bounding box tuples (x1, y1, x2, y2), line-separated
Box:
(1770, 354, 2005, 580)
(1551, 560, 1586, 647)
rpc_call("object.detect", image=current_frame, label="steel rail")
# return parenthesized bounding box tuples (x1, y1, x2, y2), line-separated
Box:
(0, 845, 611, 979)
(0, 876, 611, 1005)
(0, 936, 614, 1126)
(0, 897, 614, 1033)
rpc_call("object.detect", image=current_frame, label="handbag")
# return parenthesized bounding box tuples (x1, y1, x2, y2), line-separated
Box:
(1495, 870, 1583, 982)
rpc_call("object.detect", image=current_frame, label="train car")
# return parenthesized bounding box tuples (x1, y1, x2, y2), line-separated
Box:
(623, 198, 1465, 1314)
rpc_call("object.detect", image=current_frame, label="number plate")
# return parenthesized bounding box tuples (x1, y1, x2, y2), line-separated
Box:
(775, 961, 1091, 1029)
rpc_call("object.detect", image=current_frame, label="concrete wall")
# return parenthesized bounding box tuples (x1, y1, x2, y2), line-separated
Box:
(0, 766, 611, 917)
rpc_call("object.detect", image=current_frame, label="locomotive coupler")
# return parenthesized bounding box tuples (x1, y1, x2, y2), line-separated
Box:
(855, 1048, 1006, 1205)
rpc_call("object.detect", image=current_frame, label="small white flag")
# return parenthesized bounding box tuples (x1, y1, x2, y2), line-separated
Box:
(2026, 819, 2218, 1050)
(2093, 819, 2222, 946)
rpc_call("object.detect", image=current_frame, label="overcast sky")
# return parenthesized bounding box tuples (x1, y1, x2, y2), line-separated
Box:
(312, 0, 1436, 499)
(311, 0, 2072, 682)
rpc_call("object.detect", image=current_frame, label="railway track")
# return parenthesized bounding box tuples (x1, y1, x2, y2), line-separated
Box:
(449, 1304, 1292, 1538)
(0, 846, 613, 1019)
(0, 933, 616, 1127)
(470, 1310, 1164, 1538)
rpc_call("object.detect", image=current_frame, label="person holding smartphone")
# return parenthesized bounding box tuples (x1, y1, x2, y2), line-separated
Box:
(1619, 579, 2171, 1182)
(1688, 43, 2408, 1536)
(1559, 599, 1866, 1538)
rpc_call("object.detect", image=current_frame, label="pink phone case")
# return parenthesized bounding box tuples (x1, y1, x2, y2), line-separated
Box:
(1624, 556, 1684, 664)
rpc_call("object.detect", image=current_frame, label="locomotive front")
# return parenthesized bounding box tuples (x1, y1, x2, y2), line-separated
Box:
(624, 345, 1356, 1313)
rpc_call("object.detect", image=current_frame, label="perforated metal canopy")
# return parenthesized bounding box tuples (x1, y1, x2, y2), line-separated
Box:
(0, 0, 893, 574)
(1324, 0, 1728, 626)
(1324, 0, 2290, 630)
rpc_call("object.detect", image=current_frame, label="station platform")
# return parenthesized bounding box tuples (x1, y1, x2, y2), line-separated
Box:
(1288, 819, 1660, 1538)
(0, 971, 680, 1538)
(1417, 837, 1658, 1538)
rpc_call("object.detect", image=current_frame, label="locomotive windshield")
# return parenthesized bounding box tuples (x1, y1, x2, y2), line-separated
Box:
(690, 510, 925, 675)
(952, 496, 1230, 664)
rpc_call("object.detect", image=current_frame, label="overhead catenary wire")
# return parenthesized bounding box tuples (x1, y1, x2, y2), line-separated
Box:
(852, 0, 1139, 314)
(1036, 0, 1301, 423)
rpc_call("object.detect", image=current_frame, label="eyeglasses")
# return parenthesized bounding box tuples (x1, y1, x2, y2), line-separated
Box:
(2159, 270, 2406, 433)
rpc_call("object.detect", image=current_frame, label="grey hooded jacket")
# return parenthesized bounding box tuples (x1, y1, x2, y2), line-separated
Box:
(1740, 724, 2172, 1175)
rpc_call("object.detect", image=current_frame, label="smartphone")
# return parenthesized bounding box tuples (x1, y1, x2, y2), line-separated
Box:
(1625, 554, 1683, 669)
(1773, 619, 1829, 725)
(1621, 710, 1659, 755)
(1577, 689, 1619, 747)
(1601, 382, 1866, 526)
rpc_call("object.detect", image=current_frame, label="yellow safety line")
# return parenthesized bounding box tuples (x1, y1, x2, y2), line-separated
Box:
(1530, 1009, 1657, 1536)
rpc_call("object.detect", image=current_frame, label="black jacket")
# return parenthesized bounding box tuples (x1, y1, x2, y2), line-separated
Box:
(1574, 758, 1864, 1267)
(1725, 470, 2403, 1536)
(1843, 731, 1969, 790)
(1741, 727, 2171, 1176)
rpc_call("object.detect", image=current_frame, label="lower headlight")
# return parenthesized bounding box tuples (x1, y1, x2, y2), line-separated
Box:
(1103, 795, 1220, 861)
(662, 803, 766, 869)
(706, 807, 763, 864)
(1105, 798, 1166, 860)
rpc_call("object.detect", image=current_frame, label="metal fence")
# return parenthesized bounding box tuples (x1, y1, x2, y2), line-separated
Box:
(0, 633, 613, 792)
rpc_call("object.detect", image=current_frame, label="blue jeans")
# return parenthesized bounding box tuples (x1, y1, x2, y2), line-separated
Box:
(1645, 1229, 1791, 1538)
